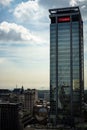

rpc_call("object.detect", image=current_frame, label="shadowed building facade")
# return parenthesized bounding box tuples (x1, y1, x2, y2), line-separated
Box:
(49, 7, 84, 125)
(0, 103, 22, 130)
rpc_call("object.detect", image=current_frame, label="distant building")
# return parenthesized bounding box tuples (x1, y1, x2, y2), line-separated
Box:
(13, 88, 22, 94)
(44, 91, 50, 101)
(13, 86, 24, 95)
(0, 103, 22, 130)
(49, 6, 84, 125)
(10, 87, 24, 104)
(38, 90, 50, 101)
(0, 89, 11, 102)
(24, 89, 38, 114)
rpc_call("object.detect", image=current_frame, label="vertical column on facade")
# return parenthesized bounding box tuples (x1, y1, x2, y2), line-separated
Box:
(56, 16, 58, 125)
(70, 15, 73, 122)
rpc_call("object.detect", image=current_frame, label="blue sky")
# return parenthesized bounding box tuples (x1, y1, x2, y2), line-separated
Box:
(0, 0, 87, 90)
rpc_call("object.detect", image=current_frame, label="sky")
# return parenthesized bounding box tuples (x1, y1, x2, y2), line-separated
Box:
(0, 0, 87, 90)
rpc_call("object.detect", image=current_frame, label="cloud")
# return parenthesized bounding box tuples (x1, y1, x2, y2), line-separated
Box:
(13, 0, 49, 43)
(13, 0, 47, 23)
(69, 0, 86, 6)
(69, 0, 87, 9)
(13, 0, 70, 24)
(69, 0, 78, 6)
(0, 0, 13, 6)
(0, 21, 43, 44)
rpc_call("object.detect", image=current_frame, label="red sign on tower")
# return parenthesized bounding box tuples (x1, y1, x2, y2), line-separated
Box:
(58, 17, 70, 22)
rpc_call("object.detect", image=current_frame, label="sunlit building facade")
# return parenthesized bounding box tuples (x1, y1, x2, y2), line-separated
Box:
(49, 7, 84, 125)
(24, 89, 38, 114)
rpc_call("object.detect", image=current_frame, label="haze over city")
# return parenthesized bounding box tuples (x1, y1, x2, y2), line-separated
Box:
(0, 0, 87, 89)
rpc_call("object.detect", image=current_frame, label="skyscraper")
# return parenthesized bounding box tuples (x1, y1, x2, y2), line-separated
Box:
(49, 7, 84, 125)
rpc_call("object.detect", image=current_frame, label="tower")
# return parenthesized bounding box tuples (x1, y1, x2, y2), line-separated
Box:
(49, 7, 84, 125)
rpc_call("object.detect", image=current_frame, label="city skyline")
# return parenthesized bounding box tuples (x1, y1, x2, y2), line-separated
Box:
(0, 0, 87, 89)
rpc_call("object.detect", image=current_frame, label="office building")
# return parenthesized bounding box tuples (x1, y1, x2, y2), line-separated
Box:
(44, 91, 50, 101)
(24, 89, 38, 114)
(0, 89, 11, 102)
(0, 103, 22, 130)
(49, 7, 84, 125)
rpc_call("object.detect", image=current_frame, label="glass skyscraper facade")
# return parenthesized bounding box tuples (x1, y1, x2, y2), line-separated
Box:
(49, 7, 84, 125)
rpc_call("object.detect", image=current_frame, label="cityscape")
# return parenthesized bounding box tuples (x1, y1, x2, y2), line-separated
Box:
(0, 0, 87, 130)
(0, 86, 87, 130)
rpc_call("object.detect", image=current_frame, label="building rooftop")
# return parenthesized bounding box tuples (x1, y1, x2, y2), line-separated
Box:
(0, 102, 19, 106)
(0, 89, 11, 94)
(49, 6, 82, 22)
(49, 6, 80, 15)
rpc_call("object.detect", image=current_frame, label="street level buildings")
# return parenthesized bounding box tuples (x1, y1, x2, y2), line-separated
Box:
(0, 103, 22, 130)
(49, 7, 84, 125)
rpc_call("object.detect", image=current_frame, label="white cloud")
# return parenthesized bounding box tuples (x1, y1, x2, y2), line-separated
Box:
(69, 0, 87, 7)
(0, 0, 13, 6)
(14, 0, 46, 23)
(13, 0, 70, 24)
(0, 21, 43, 44)
(69, 0, 78, 6)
